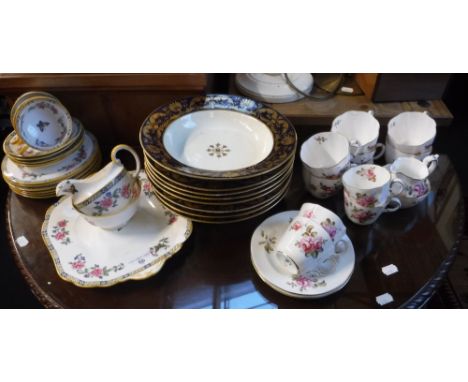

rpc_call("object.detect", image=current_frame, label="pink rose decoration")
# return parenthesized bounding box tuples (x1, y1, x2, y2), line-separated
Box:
(294, 275, 311, 288)
(297, 236, 324, 255)
(303, 210, 314, 219)
(169, 215, 177, 224)
(100, 196, 113, 208)
(57, 219, 68, 228)
(54, 231, 65, 241)
(143, 182, 151, 192)
(90, 268, 103, 278)
(121, 184, 131, 199)
(71, 261, 85, 270)
(291, 221, 302, 231)
(356, 195, 376, 208)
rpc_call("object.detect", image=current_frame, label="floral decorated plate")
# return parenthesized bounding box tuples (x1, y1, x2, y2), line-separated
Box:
(41, 172, 193, 287)
(2, 130, 98, 187)
(250, 210, 355, 298)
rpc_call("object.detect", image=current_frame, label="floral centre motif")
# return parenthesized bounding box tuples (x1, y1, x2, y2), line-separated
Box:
(36, 120, 50, 131)
(287, 273, 327, 291)
(207, 143, 230, 158)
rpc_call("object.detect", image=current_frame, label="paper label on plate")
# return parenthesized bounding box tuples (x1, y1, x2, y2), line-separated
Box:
(16, 235, 29, 247)
(382, 264, 398, 276)
(376, 293, 394, 306)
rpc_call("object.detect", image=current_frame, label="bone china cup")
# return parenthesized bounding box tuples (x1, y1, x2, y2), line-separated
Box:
(342, 164, 404, 206)
(56, 144, 141, 221)
(331, 110, 385, 164)
(298, 203, 348, 253)
(300, 132, 351, 178)
(344, 193, 401, 225)
(387, 111, 436, 155)
(388, 154, 438, 208)
(274, 216, 340, 276)
(302, 166, 342, 199)
(385, 138, 433, 163)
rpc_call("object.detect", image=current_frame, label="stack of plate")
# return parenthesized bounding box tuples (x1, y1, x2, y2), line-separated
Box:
(2, 92, 101, 198)
(140, 94, 297, 223)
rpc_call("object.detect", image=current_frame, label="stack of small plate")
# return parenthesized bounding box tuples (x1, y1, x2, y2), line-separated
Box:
(2, 92, 101, 198)
(140, 94, 297, 223)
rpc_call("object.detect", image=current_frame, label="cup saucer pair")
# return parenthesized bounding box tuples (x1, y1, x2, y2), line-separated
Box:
(250, 210, 355, 299)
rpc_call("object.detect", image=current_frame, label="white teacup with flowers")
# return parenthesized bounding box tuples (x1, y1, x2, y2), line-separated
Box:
(274, 216, 343, 277)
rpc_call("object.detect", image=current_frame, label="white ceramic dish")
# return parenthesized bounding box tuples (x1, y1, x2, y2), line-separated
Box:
(13, 96, 73, 151)
(2, 131, 98, 186)
(250, 210, 355, 298)
(163, 109, 274, 172)
(42, 172, 192, 287)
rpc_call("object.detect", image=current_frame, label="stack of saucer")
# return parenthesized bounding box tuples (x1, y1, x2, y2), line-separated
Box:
(2, 92, 101, 198)
(140, 94, 297, 223)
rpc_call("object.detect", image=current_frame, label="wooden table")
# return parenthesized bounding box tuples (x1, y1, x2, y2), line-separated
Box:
(5, 155, 464, 308)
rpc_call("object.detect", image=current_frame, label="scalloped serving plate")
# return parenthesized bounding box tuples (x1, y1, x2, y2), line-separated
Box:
(41, 172, 192, 287)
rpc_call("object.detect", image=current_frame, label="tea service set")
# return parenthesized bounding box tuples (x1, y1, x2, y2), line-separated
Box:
(3, 92, 441, 299)
(251, 109, 439, 298)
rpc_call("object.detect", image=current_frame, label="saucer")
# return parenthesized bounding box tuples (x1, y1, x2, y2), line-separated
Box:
(41, 172, 193, 287)
(250, 210, 355, 298)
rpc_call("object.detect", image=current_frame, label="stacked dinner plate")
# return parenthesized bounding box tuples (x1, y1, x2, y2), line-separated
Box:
(140, 94, 297, 223)
(2, 92, 101, 198)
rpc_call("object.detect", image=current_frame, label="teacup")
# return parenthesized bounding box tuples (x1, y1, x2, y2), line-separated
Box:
(331, 110, 385, 164)
(56, 144, 141, 220)
(12, 95, 73, 151)
(387, 154, 438, 208)
(298, 203, 348, 252)
(302, 166, 343, 199)
(342, 164, 404, 206)
(344, 193, 401, 225)
(274, 216, 340, 276)
(385, 138, 433, 163)
(387, 111, 436, 155)
(300, 132, 351, 178)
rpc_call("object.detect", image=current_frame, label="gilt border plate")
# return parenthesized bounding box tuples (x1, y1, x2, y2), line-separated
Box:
(139, 94, 297, 180)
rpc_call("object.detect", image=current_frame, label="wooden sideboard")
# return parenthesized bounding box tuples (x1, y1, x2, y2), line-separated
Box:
(0, 74, 208, 147)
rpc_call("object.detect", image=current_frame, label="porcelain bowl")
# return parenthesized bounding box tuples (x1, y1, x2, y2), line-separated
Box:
(387, 111, 436, 154)
(12, 96, 73, 151)
(163, 109, 274, 172)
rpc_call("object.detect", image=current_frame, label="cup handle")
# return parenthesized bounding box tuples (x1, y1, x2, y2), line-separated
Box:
(111, 144, 141, 178)
(335, 239, 348, 254)
(384, 197, 401, 213)
(422, 154, 439, 175)
(372, 143, 386, 160)
(390, 178, 405, 196)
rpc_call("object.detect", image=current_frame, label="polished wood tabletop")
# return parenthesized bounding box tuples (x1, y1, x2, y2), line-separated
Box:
(5, 155, 464, 308)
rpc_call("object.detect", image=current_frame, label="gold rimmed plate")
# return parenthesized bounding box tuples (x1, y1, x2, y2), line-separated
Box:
(140, 94, 297, 180)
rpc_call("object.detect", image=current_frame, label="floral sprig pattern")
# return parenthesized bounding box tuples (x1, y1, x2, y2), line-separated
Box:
(51, 219, 71, 245)
(354, 193, 378, 208)
(356, 166, 377, 182)
(295, 225, 326, 258)
(92, 182, 138, 216)
(164, 210, 177, 225)
(320, 218, 337, 240)
(411, 182, 429, 198)
(69, 254, 124, 279)
(350, 207, 376, 224)
(259, 230, 276, 254)
(287, 273, 327, 291)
